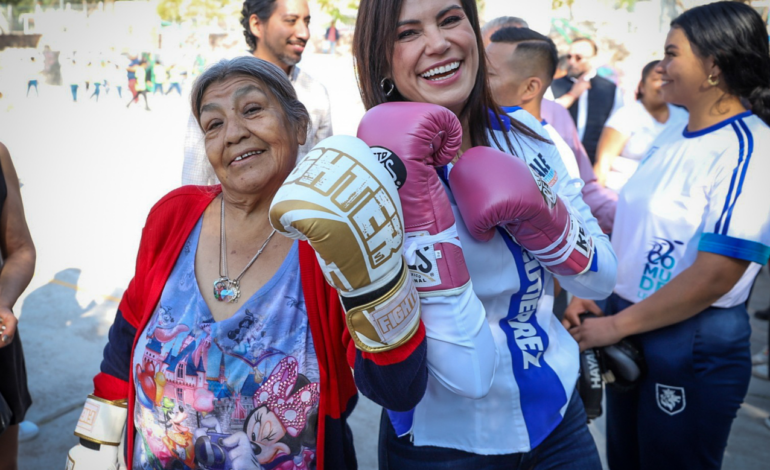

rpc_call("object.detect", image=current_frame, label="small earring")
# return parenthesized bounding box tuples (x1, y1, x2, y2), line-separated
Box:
(380, 77, 395, 97)
(707, 74, 719, 86)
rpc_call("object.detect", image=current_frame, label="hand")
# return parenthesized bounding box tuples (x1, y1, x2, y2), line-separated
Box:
(222, 432, 262, 470)
(561, 296, 602, 330)
(570, 315, 624, 352)
(0, 306, 17, 348)
(569, 79, 591, 98)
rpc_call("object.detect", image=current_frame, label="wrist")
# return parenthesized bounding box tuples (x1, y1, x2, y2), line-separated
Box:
(611, 308, 638, 338)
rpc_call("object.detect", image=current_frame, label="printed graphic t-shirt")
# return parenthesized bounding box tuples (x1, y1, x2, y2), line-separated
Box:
(612, 111, 770, 307)
(131, 218, 320, 470)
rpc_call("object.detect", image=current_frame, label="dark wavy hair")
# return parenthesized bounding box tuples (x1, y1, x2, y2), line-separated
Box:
(671, 1, 770, 125)
(353, 0, 545, 151)
(240, 0, 279, 52)
(635, 60, 660, 101)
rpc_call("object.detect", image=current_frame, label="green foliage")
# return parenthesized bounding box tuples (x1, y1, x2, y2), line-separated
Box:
(552, 0, 574, 8)
(316, 0, 359, 23)
(156, 0, 236, 24)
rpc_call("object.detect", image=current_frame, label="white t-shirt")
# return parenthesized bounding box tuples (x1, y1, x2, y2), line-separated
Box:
(613, 111, 770, 307)
(604, 101, 688, 192)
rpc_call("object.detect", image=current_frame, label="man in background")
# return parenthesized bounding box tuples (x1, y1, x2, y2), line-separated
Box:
(182, 0, 333, 186)
(551, 38, 623, 164)
(484, 20, 616, 233)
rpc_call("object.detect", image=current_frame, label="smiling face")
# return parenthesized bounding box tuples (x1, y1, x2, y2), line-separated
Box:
(656, 27, 715, 109)
(390, 0, 479, 116)
(251, 0, 311, 70)
(198, 75, 303, 197)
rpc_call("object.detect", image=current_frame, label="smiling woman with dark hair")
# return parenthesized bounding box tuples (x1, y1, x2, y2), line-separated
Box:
(569, 2, 770, 469)
(66, 56, 428, 470)
(354, 1, 616, 469)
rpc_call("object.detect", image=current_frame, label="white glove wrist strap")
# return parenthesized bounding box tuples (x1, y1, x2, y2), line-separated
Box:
(74, 395, 128, 446)
(403, 224, 462, 265)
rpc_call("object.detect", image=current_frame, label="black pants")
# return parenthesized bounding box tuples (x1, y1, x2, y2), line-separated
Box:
(0, 329, 32, 425)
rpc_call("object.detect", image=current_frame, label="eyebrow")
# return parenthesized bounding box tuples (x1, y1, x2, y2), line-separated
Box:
(199, 84, 266, 115)
(283, 13, 310, 20)
(397, 4, 463, 27)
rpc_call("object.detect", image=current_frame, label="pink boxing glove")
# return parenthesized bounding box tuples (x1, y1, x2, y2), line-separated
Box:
(449, 146, 594, 276)
(357, 102, 470, 294)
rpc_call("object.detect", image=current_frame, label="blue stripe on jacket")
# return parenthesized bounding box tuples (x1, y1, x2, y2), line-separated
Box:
(498, 228, 568, 448)
(722, 120, 755, 235)
(715, 122, 745, 235)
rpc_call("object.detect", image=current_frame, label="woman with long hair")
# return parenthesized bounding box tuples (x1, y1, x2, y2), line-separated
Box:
(568, 2, 770, 468)
(354, 1, 617, 468)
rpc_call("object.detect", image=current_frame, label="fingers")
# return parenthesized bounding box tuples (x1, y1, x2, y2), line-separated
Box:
(562, 309, 582, 329)
(0, 311, 17, 347)
(585, 300, 604, 316)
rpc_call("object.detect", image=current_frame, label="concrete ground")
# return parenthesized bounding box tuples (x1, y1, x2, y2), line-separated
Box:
(2, 50, 768, 469)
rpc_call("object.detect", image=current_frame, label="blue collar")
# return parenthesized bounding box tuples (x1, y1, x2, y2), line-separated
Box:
(488, 107, 520, 132)
(682, 111, 752, 138)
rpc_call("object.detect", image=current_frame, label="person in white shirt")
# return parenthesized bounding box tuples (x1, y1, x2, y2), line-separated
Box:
(181, 0, 332, 186)
(594, 60, 688, 192)
(567, 3, 770, 469)
(551, 38, 624, 164)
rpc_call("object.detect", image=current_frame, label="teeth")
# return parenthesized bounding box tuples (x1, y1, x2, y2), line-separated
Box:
(234, 150, 262, 162)
(421, 61, 460, 79)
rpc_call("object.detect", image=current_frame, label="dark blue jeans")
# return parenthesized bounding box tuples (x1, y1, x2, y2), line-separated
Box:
(378, 389, 601, 470)
(603, 293, 751, 470)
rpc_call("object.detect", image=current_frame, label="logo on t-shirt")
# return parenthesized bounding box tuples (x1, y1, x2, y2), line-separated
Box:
(638, 237, 684, 299)
(527, 153, 558, 209)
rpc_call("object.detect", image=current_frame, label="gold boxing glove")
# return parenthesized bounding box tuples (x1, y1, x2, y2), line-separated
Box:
(270, 135, 420, 352)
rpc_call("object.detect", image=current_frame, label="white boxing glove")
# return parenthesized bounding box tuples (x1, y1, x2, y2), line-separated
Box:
(65, 395, 128, 470)
(270, 135, 420, 353)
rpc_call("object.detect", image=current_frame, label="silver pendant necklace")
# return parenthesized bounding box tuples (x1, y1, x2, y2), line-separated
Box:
(213, 196, 276, 303)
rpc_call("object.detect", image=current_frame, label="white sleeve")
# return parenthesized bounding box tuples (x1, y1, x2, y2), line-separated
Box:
(182, 112, 219, 186)
(699, 127, 770, 265)
(419, 286, 498, 399)
(521, 121, 617, 299)
(507, 111, 617, 299)
(604, 104, 635, 137)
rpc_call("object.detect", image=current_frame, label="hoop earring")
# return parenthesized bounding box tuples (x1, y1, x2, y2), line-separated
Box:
(380, 77, 395, 97)
(707, 74, 719, 86)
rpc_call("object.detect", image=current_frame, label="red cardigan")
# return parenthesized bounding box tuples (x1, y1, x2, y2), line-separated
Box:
(91, 186, 427, 469)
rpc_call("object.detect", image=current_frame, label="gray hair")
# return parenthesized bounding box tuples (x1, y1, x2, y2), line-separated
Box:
(191, 56, 309, 138)
(481, 16, 529, 35)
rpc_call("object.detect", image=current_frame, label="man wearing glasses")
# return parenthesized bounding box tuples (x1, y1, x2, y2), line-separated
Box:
(551, 38, 623, 164)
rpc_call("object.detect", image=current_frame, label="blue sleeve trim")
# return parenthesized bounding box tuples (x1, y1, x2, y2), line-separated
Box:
(589, 247, 599, 272)
(698, 233, 770, 265)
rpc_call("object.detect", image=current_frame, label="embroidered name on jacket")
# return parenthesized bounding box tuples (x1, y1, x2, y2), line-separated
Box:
(506, 249, 545, 369)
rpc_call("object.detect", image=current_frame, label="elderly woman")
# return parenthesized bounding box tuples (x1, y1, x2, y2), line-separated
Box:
(66, 56, 427, 470)
(353, 0, 616, 469)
